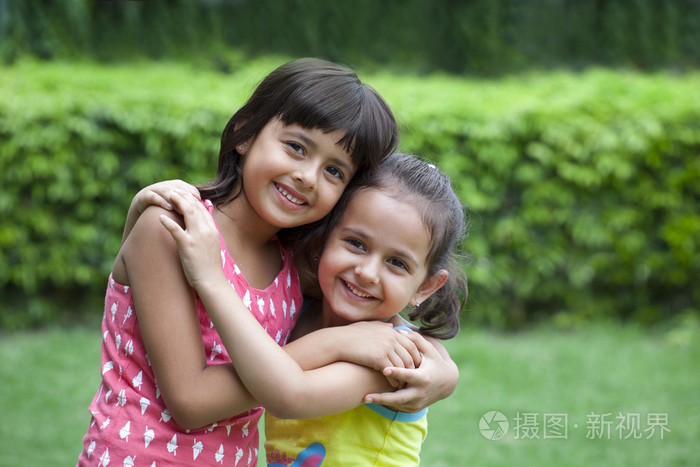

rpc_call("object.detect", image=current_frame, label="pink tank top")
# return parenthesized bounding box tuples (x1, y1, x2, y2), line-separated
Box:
(77, 200, 302, 466)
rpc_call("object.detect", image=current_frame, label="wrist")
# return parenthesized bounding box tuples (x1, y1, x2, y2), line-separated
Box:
(308, 327, 345, 363)
(327, 327, 351, 362)
(192, 270, 229, 298)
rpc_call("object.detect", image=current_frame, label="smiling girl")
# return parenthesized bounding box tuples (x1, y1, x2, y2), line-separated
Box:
(77, 58, 411, 466)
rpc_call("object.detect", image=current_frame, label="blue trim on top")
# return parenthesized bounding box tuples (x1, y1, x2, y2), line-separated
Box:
(393, 325, 413, 332)
(365, 403, 428, 422)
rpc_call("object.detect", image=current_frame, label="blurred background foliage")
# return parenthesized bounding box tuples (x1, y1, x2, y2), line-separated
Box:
(1, 0, 699, 73)
(1, 0, 699, 331)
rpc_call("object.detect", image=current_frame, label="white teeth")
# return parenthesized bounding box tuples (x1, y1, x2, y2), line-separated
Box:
(276, 184, 305, 205)
(345, 280, 374, 299)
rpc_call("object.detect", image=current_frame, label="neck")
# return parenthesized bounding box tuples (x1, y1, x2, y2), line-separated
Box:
(214, 197, 280, 249)
(318, 299, 398, 329)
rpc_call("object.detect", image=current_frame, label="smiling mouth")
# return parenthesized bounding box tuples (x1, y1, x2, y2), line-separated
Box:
(275, 183, 307, 206)
(343, 280, 376, 299)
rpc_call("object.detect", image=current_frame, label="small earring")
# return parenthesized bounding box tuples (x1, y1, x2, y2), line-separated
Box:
(412, 299, 421, 311)
(237, 145, 243, 151)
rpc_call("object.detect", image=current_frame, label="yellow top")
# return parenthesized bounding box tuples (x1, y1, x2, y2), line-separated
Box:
(265, 403, 427, 466)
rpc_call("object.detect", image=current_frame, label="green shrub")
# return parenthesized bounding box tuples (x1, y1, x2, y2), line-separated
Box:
(373, 70, 700, 327)
(1, 61, 698, 329)
(0, 60, 276, 329)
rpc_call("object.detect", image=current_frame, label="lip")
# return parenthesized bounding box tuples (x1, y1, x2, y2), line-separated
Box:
(274, 182, 309, 210)
(341, 279, 378, 301)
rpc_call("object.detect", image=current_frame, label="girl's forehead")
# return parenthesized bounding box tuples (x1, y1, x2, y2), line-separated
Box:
(342, 188, 424, 229)
(348, 186, 404, 206)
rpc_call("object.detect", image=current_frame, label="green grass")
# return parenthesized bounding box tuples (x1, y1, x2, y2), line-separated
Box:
(1, 322, 698, 466)
(422, 323, 700, 466)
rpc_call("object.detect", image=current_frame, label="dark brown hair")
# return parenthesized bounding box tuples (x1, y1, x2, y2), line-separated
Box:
(199, 58, 398, 204)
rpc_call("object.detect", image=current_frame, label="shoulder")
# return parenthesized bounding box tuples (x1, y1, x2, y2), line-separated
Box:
(388, 315, 419, 331)
(128, 206, 183, 247)
(119, 206, 184, 282)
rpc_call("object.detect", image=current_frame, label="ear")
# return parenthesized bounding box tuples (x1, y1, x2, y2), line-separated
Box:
(236, 139, 251, 155)
(411, 269, 449, 306)
(232, 121, 252, 155)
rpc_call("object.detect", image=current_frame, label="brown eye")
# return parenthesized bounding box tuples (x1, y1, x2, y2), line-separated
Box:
(345, 238, 365, 251)
(288, 142, 304, 154)
(388, 258, 408, 271)
(326, 166, 343, 179)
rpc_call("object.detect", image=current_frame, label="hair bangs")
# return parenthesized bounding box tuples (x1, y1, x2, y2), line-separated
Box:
(277, 79, 397, 173)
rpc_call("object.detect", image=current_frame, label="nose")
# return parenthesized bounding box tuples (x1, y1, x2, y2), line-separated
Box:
(354, 257, 380, 285)
(293, 162, 317, 190)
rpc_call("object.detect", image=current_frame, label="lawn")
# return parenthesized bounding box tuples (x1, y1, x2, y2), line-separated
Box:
(0, 321, 697, 466)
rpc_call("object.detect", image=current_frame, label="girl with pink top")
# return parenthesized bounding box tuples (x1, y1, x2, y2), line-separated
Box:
(77, 58, 404, 466)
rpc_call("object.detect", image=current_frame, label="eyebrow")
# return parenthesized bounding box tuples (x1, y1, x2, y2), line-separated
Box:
(286, 129, 318, 151)
(340, 227, 420, 268)
(286, 129, 354, 173)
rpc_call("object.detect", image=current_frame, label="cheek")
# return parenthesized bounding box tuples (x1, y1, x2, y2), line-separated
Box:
(385, 278, 412, 305)
(317, 262, 330, 283)
(316, 263, 338, 298)
(318, 185, 346, 214)
(317, 249, 339, 274)
(316, 254, 333, 281)
(317, 248, 346, 281)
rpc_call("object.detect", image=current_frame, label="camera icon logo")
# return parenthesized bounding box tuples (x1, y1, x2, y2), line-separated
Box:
(479, 411, 509, 440)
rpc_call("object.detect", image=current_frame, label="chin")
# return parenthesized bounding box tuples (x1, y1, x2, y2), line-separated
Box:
(330, 309, 360, 324)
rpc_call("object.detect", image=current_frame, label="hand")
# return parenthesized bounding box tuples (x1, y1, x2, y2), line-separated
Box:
(134, 179, 201, 214)
(363, 332, 459, 412)
(159, 190, 225, 291)
(123, 180, 202, 245)
(335, 321, 422, 377)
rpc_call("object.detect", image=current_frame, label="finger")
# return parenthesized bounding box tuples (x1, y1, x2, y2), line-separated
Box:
(187, 184, 201, 200)
(167, 188, 202, 214)
(170, 180, 201, 201)
(402, 331, 436, 361)
(395, 332, 422, 368)
(385, 375, 400, 388)
(146, 192, 173, 211)
(381, 366, 428, 387)
(380, 351, 401, 370)
(390, 341, 415, 369)
(169, 191, 219, 242)
(170, 191, 207, 225)
(364, 386, 420, 408)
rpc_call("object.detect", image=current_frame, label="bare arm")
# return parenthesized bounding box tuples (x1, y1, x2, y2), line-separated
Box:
(283, 320, 422, 373)
(160, 192, 402, 419)
(119, 206, 257, 429)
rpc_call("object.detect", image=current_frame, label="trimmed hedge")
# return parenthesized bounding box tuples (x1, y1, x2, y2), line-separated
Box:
(1, 60, 699, 329)
(378, 70, 700, 327)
